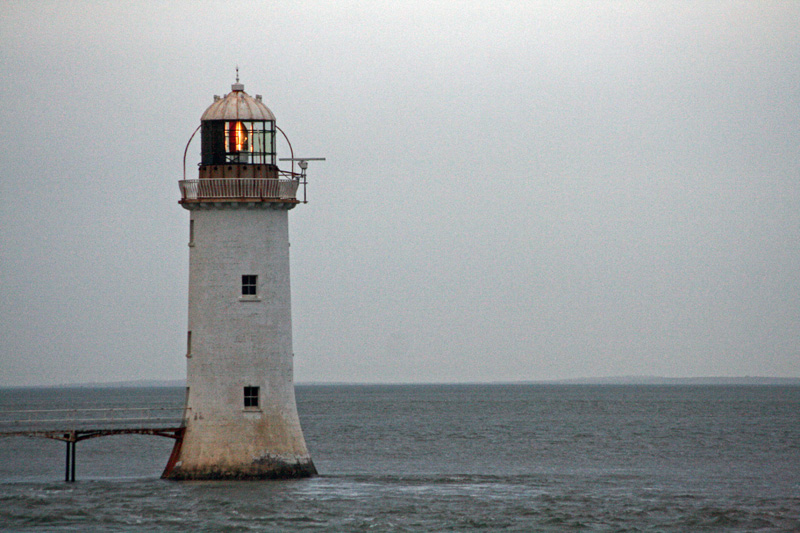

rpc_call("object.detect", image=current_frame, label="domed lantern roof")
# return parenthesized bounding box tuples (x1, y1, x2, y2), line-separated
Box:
(200, 82, 276, 122)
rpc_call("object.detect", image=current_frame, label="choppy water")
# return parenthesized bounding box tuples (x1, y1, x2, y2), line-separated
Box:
(1, 384, 799, 531)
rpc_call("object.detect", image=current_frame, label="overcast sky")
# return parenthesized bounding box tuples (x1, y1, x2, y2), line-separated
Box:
(1, 1, 798, 387)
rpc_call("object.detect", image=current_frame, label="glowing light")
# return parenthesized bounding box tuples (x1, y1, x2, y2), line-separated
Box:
(228, 121, 248, 152)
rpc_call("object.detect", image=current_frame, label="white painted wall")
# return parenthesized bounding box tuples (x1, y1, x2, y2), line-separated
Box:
(168, 203, 314, 478)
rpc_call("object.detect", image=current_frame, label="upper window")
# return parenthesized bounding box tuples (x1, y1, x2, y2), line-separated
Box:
(244, 386, 260, 408)
(242, 275, 257, 296)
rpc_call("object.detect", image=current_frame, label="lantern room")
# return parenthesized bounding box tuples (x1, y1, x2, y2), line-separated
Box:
(198, 81, 278, 181)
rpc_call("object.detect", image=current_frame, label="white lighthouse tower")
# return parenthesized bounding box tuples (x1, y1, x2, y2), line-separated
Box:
(163, 79, 317, 479)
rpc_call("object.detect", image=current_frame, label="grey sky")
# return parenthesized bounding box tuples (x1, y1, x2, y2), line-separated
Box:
(1, 1, 798, 386)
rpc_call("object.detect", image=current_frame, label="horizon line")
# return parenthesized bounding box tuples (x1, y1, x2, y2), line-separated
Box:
(3, 375, 800, 389)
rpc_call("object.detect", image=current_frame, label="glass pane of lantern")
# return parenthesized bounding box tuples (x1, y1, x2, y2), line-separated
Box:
(252, 128, 265, 154)
(264, 131, 274, 155)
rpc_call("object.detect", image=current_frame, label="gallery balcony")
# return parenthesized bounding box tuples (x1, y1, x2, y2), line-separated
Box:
(178, 178, 300, 205)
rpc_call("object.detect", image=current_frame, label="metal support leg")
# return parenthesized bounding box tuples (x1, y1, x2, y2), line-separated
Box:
(70, 441, 76, 482)
(65, 440, 70, 482)
(64, 438, 76, 482)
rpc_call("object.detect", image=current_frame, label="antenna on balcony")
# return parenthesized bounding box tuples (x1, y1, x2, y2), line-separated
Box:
(279, 158, 326, 203)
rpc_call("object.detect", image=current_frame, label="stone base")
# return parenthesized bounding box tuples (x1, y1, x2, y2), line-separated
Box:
(163, 457, 317, 481)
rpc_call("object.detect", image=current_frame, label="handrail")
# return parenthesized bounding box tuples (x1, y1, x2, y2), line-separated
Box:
(0, 407, 185, 425)
(0, 417, 184, 424)
(0, 407, 184, 415)
(183, 124, 202, 181)
(1, 417, 184, 425)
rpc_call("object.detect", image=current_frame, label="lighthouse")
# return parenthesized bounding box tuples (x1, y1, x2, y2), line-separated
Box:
(163, 79, 317, 479)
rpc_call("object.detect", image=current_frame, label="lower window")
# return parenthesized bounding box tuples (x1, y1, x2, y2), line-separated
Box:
(243, 386, 260, 408)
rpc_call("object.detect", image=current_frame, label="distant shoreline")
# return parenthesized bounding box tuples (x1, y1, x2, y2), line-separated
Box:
(2, 376, 799, 389)
(544, 376, 800, 386)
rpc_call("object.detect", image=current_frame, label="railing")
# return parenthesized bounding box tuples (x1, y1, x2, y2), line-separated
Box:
(0, 407, 185, 432)
(179, 178, 299, 202)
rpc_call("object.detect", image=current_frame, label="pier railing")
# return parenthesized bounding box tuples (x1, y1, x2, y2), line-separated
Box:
(0, 406, 185, 433)
(179, 178, 299, 202)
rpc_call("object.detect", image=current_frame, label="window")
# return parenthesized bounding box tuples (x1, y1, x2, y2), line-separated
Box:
(244, 386, 260, 408)
(186, 331, 192, 358)
(189, 220, 195, 246)
(242, 275, 257, 296)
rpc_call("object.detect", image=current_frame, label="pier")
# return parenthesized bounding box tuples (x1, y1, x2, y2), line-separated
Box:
(0, 407, 184, 482)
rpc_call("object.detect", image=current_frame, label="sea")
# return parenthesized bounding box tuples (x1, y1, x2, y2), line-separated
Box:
(1, 384, 798, 531)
